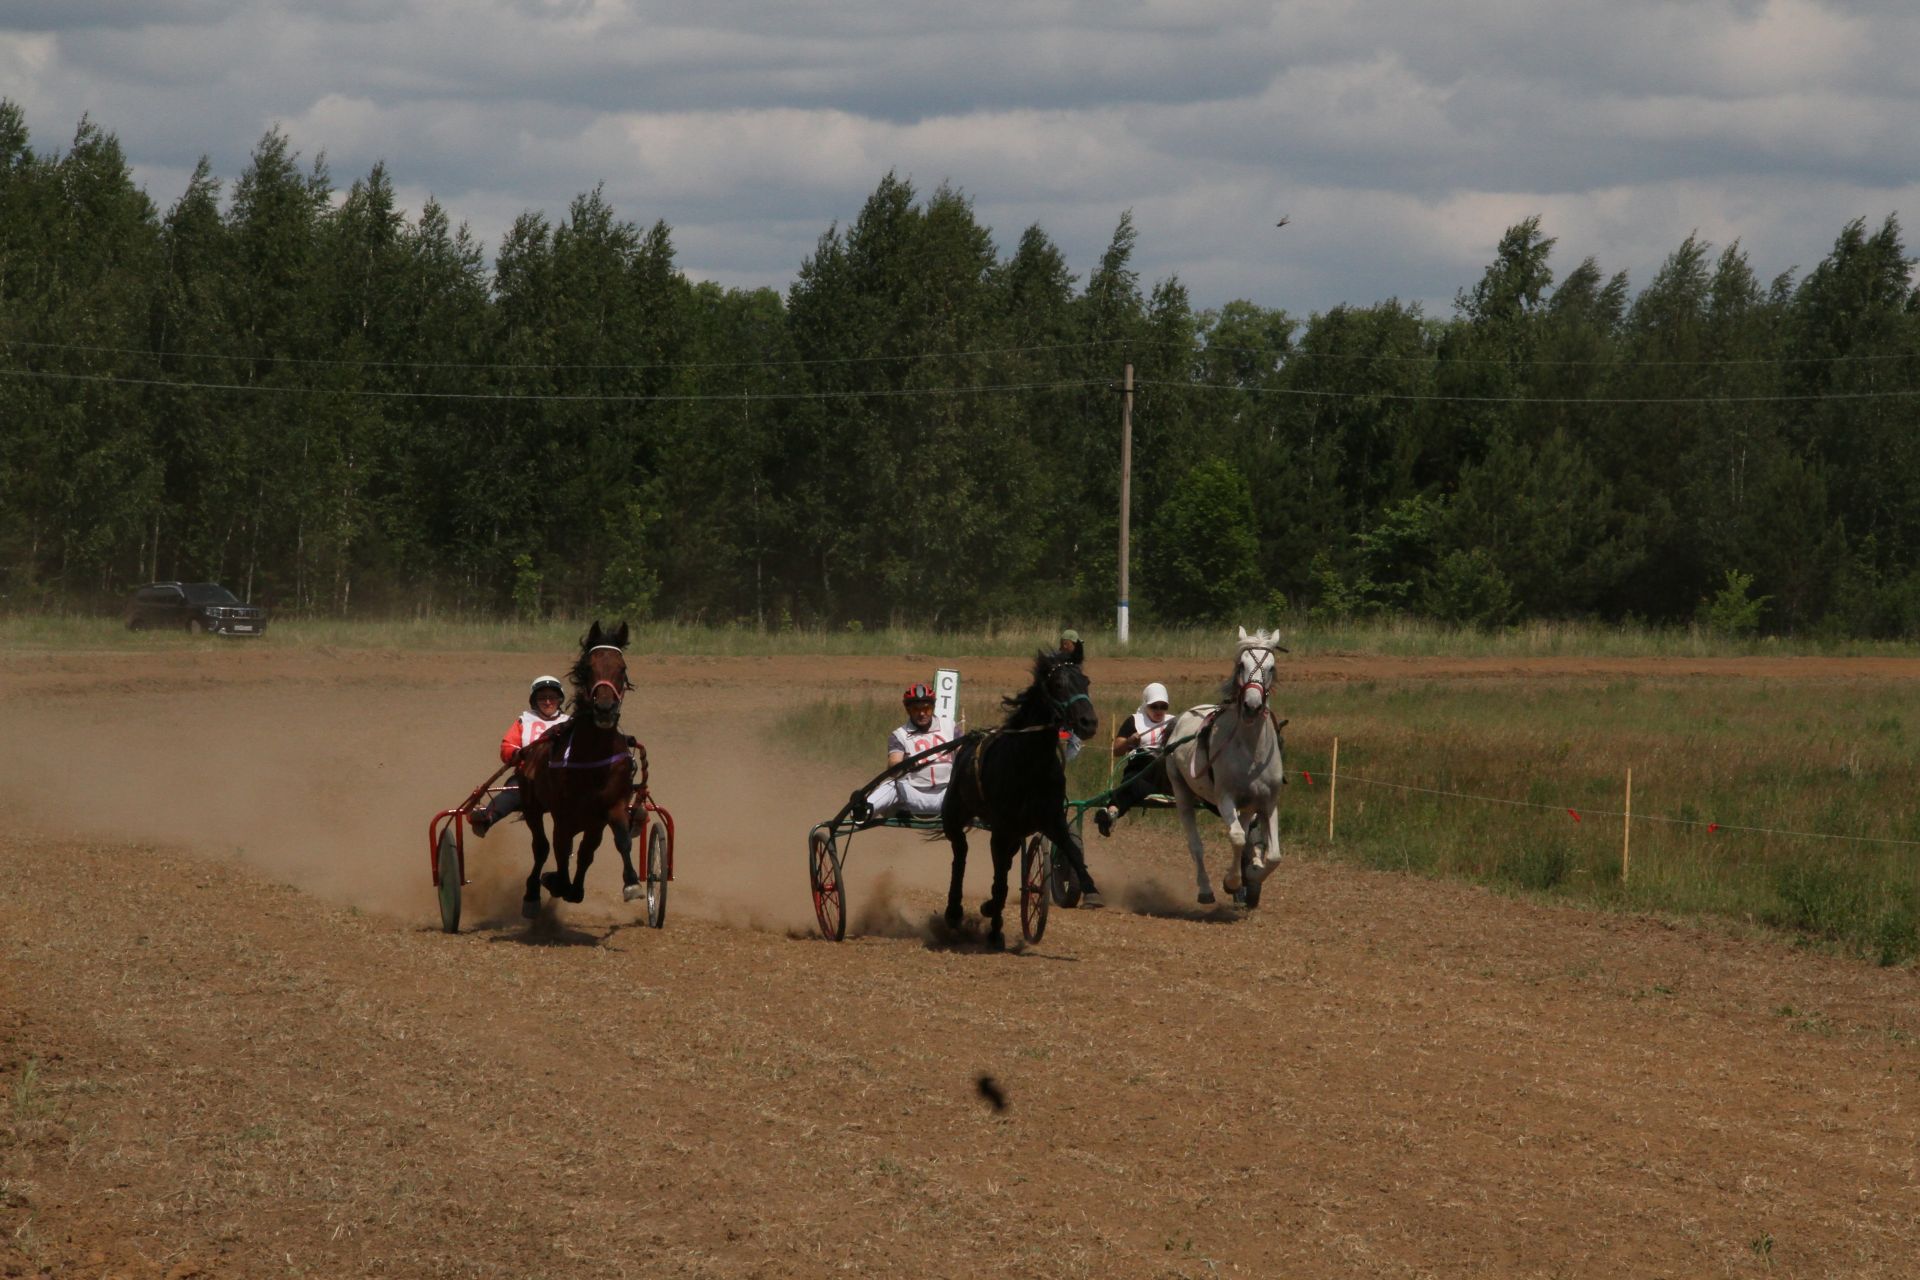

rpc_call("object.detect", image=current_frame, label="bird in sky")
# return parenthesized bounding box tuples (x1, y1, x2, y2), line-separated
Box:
(1275, 215, 1292, 228)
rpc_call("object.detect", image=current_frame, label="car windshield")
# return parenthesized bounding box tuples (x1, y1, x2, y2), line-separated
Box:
(182, 584, 240, 605)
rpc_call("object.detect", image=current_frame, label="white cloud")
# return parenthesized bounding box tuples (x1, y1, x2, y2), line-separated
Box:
(2, 0, 1915, 313)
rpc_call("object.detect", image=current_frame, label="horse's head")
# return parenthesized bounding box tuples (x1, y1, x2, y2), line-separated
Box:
(571, 619, 633, 730)
(1228, 626, 1286, 718)
(1042, 649, 1099, 741)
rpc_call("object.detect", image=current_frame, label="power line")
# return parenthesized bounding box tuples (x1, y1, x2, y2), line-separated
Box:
(0, 365, 1106, 402)
(1175, 337, 1920, 369)
(1138, 377, 1920, 406)
(6, 359, 1916, 408)
(0, 334, 1132, 373)
(8, 332, 1914, 374)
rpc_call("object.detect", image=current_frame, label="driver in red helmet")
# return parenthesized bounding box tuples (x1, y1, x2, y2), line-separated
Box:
(860, 681, 961, 822)
(470, 675, 568, 837)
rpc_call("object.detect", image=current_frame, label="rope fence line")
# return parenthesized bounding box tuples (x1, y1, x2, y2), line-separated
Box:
(1282, 737, 1920, 879)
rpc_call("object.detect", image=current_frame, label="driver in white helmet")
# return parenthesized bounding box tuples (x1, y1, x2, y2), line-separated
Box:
(471, 675, 568, 837)
(858, 681, 961, 823)
(1094, 681, 1175, 837)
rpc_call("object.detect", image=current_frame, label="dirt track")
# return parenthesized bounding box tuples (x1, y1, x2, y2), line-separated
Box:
(3, 648, 1918, 1278)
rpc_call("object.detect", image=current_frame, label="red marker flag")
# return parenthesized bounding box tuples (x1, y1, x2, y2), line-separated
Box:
(1707, 822, 1720, 834)
(1303, 771, 1314, 785)
(1567, 809, 1581, 823)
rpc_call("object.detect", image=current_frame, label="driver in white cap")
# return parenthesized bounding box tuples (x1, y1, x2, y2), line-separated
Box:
(1094, 681, 1175, 836)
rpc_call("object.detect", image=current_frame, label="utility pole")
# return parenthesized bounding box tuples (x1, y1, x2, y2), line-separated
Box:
(1117, 362, 1134, 645)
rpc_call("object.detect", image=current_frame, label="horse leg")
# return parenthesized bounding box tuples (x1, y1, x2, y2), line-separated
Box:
(1245, 798, 1281, 908)
(981, 831, 1017, 948)
(567, 825, 602, 904)
(1217, 784, 1248, 899)
(523, 811, 552, 918)
(611, 811, 640, 899)
(1043, 810, 1102, 908)
(1170, 776, 1218, 905)
(541, 823, 575, 902)
(943, 825, 969, 931)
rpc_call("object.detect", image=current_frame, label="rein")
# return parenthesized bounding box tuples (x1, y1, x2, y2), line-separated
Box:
(550, 727, 633, 771)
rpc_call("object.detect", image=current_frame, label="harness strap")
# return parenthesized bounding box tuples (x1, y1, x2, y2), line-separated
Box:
(1186, 705, 1286, 781)
(547, 752, 632, 770)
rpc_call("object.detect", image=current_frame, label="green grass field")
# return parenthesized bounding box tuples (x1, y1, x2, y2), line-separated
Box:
(779, 676, 1920, 966)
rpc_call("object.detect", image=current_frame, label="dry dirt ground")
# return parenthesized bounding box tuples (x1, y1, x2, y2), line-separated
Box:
(2, 648, 1918, 1278)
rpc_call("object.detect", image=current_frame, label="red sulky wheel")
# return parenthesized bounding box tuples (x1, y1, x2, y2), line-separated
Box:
(436, 824, 463, 934)
(808, 825, 845, 941)
(645, 823, 669, 928)
(1020, 834, 1050, 944)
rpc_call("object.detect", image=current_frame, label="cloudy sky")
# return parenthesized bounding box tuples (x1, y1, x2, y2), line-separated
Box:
(4, 0, 1916, 317)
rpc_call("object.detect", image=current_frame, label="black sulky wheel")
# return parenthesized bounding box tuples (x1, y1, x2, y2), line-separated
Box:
(436, 825, 462, 934)
(645, 823, 669, 928)
(1020, 834, 1050, 944)
(1046, 838, 1083, 909)
(808, 825, 845, 941)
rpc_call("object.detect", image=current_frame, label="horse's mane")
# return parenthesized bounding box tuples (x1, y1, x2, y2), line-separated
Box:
(1000, 650, 1064, 729)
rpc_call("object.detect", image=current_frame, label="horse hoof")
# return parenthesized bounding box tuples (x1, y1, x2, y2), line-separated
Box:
(564, 885, 586, 904)
(540, 871, 567, 898)
(1232, 886, 1248, 905)
(521, 898, 539, 919)
(1198, 891, 1216, 906)
(1244, 879, 1263, 909)
(622, 883, 643, 902)
(943, 905, 963, 931)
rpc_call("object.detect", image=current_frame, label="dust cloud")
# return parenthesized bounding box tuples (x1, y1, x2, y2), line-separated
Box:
(0, 650, 980, 940)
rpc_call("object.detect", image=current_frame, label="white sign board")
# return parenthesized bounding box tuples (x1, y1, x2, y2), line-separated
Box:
(934, 668, 961, 727)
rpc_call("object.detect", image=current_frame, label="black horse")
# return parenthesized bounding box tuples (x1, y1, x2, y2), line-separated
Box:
(940, 650, 1102, 946)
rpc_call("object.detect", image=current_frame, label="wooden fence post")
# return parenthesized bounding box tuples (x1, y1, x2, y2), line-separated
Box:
(1622, 766, 1632, 887)
(1328, 737, 1339, 844)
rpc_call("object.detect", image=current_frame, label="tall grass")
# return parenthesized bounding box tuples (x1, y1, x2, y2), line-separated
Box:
(777, 675, 1920, 965)
(9, 612, 1920, 659)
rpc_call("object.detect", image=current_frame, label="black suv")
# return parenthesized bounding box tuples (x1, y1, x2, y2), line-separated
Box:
(126, 582, 269, 636)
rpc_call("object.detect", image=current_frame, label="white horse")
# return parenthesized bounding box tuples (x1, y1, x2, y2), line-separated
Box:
(1164, 627, 1287, 907)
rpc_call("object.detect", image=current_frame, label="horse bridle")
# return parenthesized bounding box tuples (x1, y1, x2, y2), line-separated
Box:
(1234, 644, 1280, 704)
(586, 643, 631, 707)
(963, 667, 1094, 805)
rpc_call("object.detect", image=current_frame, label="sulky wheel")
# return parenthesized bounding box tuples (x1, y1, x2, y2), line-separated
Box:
(808, 825, 845, 942)
(436, 825, 462, 933)
(645, 822, 669, 928)
(1020, 834, 1050, 944)
(1046, 838, 1083, 909)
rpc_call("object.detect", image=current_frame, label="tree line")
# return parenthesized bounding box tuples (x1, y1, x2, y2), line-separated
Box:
(3, 103, 1918, 635)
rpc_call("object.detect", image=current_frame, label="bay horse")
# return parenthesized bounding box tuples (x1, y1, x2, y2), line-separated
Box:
(516, 620, 645, 916)
(1165, 627, 1288, 907)
(940, 650, 1101, 947)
